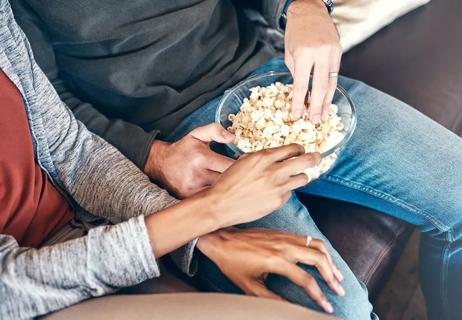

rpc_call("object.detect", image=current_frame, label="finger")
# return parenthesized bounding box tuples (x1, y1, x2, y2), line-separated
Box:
(291, 246, 345, 296)
(309, 239, 344, 282)
(273, 261, 334, 314)
(285, 53, 295, 75)
(322, 52, 341, 121)
(278, 152, 321, 176)
(292, 59, 314, 117)
(189, 123, 235, 144)
(321, 76, 338, 121)
(309, 61, 329, 124)
(245, 281, 285, 301)
(264, 143, 305, 163)
(206, 151, 235, 173)
(284, 173, 310, 190)
(321, 77, 337, 121)
(292, 235, 341, 281)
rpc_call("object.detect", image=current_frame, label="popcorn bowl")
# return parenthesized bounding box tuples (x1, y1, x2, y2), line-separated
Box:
(216, 71, 357, 181)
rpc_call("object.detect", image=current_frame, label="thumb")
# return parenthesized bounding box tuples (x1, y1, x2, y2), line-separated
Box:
(189, 123, 235, 143)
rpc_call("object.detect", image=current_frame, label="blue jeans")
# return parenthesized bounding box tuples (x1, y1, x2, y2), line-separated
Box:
(166, 58, 462, 320)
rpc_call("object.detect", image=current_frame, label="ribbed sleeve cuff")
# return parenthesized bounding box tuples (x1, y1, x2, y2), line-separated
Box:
(132, 129, 160, 171)
(169, 238, 199, 277)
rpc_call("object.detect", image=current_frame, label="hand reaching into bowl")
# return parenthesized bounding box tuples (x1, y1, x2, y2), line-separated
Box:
(284, 0, 342, 122)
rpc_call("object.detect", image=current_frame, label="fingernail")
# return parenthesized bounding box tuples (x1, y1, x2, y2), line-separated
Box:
(322, 301, 334, 314)
(321, 111, 329, 121)
(336, 284, 345, 296)
(311, 114, 321, 124)
(337, 270, 344, 282)
(293, 109, 302, 117)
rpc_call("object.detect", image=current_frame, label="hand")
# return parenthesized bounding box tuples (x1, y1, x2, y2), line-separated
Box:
(207, 144, 320, 228)
(144, 124, 235, 198)
(143, 144, 319, 258)
(284, 0, 342, 122)
(197, 228, 345, 314)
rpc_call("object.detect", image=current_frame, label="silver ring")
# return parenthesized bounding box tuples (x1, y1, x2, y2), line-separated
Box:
(329, 72, 339, 78)
(306, 236, 313, 247)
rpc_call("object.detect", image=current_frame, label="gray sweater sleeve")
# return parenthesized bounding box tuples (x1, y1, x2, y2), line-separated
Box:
(25, 20, 198, 276)
(0, 3, 198, 318)
(0, 216, 159, 319)
(13, 0, 197, 275)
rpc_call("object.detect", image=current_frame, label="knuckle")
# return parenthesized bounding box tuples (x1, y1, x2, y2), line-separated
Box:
(317, 240, 326, 251)
(304, 274, 316, 287)
(293, 47, 313, 59)
(191, 152, 205, 167)
(320, 255, 330, 268)
(287, 143, 303, 156)
(253, 151, 268, 164)
(267, 255, 285, 268)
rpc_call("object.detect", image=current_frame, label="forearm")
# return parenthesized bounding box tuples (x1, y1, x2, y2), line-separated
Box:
(145, 191, 219, 257)
(0, 216, 158, 319)
(0, 191, 222, 319)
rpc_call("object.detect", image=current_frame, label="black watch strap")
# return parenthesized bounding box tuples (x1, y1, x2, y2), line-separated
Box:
(323, 0, 334, 14)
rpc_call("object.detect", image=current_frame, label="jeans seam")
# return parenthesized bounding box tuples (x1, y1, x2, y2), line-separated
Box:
(322, 174, 451, 233)
(441, 230, 451, 319)
(322, 174, 455, 318)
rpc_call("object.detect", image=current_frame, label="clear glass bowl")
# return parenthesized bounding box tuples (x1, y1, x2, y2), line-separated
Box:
(215, 71, 357, 180)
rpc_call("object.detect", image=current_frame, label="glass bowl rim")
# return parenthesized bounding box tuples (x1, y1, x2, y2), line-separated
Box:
(215, 70, 357, 158)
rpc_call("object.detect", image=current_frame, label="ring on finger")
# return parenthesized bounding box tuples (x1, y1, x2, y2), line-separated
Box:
(328, 72, 338, 78)
(306, 235, 313, 247)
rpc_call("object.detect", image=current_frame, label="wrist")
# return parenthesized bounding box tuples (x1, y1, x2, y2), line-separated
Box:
(144, 190, 221, 257)
(144, 140, 170, 179)
(289, 0, 327, 15)
(200, 187, 234, 230)
(197, 229, 232, 263)
(191, 189, 223, 233)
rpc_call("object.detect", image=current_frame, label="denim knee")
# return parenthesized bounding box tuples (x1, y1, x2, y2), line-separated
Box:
(266, 273, 377, 320)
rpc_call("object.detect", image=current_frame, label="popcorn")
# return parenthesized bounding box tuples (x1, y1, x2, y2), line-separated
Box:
(227, 82, 345, 181)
